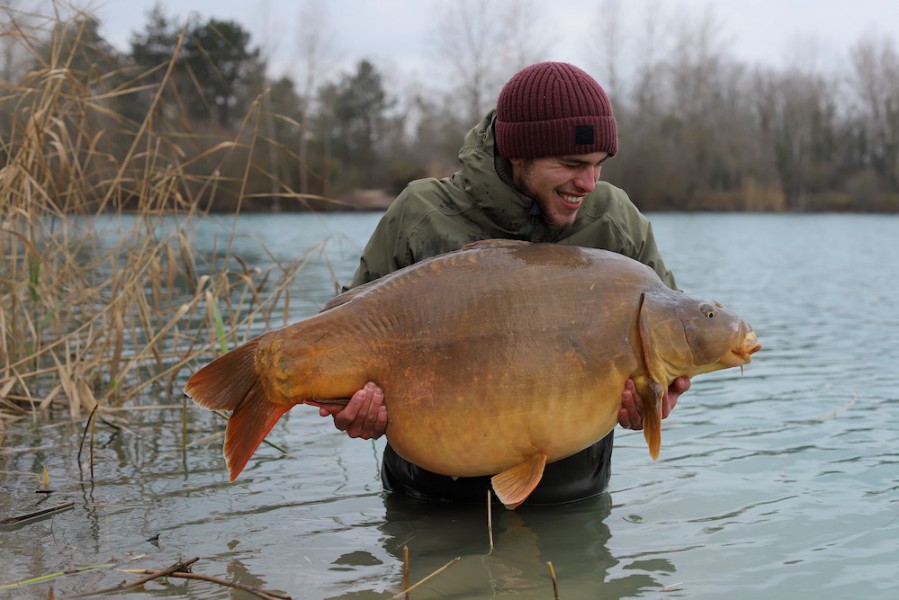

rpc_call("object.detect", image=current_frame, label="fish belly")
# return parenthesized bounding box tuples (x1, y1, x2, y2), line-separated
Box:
(384, 373, 629, 477)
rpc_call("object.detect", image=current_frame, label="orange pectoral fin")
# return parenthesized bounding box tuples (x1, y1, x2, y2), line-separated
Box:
(637, 292, 670, 460)
(639, 379, 665, 460)
(223, 385, 291, 481)
(490, 453, 548, 510)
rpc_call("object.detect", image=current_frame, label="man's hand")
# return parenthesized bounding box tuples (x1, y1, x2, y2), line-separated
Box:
(618, 377, 691, 431)
(321, 381, 387, 439)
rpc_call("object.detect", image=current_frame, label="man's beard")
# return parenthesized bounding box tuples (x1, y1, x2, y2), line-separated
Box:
(513, 167, 569, 232)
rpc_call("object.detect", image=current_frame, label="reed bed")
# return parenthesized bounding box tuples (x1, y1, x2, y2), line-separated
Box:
(0, 9, 319, 432)
(0, 12, 507, 600)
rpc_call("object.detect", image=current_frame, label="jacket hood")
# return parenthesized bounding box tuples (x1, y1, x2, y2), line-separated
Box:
(456, 109, 538, 237)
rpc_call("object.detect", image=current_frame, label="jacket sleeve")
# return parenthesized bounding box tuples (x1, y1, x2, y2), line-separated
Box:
(344, 190, 416, 291)
(598, 185, 678, 290)
(633, 221, 678, 290)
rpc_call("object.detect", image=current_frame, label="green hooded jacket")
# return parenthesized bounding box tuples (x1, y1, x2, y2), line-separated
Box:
(348, 109, 676, 290)
(347, 109, 677, 505)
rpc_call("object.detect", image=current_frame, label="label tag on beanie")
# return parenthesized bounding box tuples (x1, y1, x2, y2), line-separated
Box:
(574, 125, 594, 145)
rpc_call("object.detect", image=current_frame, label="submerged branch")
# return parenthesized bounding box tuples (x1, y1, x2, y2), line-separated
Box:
(117, 564, 291, 600)
(0, 501, 74, 527)
(66, 556, 200, 598)
(389, 556, 460, 600)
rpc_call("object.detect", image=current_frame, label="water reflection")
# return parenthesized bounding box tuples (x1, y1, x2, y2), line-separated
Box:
(313, 492, 667, 600)
(302, 494, 616, 599)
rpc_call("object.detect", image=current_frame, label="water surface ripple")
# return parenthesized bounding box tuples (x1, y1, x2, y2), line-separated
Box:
(1, 213, 896, 599)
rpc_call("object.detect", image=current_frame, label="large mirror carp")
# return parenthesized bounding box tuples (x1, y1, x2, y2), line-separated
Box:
(186, 240, 760, 509)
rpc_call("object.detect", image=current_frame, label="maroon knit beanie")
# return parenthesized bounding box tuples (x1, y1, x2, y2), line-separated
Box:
(495, 62, 618, 159)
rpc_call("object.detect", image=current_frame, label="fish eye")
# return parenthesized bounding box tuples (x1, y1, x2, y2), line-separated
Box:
(700, 303, 716, 318)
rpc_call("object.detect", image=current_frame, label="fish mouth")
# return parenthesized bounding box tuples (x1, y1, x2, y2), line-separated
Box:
(720, 326, 761, 367)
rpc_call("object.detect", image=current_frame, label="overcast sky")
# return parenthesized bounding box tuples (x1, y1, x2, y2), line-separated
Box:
(87, 0, 899, 91)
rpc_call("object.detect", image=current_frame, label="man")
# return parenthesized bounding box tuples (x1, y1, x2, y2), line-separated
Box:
(322, 62, 690, 504)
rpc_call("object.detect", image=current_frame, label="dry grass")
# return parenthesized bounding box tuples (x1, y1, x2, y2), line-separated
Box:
(0, 9, 316, 431)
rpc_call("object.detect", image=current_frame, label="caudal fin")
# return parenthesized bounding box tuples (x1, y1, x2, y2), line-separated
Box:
(185, 339, 260, 411)
(185, 339, 289, 480)
(222, 386, 290, 480)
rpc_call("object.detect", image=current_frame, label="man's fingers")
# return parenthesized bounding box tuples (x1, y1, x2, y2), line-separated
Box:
(319, 382, 387, 440)
(663, 377, 691, 418)
(334, 387, 368, 432)
(363, 386, 382, 427)
(619, 379, 643, 430)
(362, 385, 387, 438)
(366, 404, 387, 439)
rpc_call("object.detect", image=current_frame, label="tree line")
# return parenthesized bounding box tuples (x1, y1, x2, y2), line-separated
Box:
(2, 1, 898, 213)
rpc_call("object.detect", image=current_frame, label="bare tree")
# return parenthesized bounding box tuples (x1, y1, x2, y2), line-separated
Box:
(496, 0, 551, 78)
(629, 0, 671, 117)
(667, 7, 729, 199)
(433, 0, 503, 124)
(0, 0, 42, 83)
(432, 0, 550, 125)
(590, 0, 624, 99)
(753, 65, 838, 210)
(294, 0, 338, 195)
(849, 36, 899, 192)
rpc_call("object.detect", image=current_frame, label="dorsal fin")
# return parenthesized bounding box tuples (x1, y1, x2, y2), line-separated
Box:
(462, 239, 532, 251)
(321, 277, 382, 312)
(327, 240, 532, 312)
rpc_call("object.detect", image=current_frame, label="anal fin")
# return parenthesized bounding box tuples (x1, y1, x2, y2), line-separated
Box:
(490, 453, 548, 510)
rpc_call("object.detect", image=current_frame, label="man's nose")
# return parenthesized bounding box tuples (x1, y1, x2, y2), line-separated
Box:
(574, 166, 599, 192)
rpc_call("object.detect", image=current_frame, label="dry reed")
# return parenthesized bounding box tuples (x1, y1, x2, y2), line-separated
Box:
(0, 8, 325, 427)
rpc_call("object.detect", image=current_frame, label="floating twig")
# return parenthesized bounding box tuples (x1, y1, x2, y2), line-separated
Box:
(76, 404, 99, 482)
(402, 545, 409, 599)
(66, 556, 200, 598)
(660, 581, 684, 592)
(118, 566, 291, 600)
(486, 489, 494, 553)
(0, 501, 74, 528)
(814, 397, 856, 422)
(389, 556, 460, 600)
(0, 562, 114, 590)
(786, 396, 857, 425)
(34, 465, 54, 494)
(547, 561, 560, 599)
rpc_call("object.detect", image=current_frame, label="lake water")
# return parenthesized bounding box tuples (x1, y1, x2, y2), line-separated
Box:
(1, 212, 897, 599)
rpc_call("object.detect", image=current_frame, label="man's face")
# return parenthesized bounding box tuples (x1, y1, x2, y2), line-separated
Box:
(510, 151, 609, 231)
